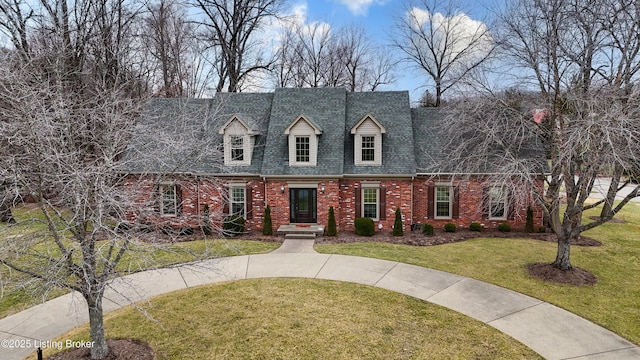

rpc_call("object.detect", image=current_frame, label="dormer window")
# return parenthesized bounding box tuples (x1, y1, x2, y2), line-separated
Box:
(351, 114, 386, 166)
(219, 115, 257, 166)
(361, 136, 375, 162)
(295, 136, 310, 163)
(285, 115, 322, 166)
(231, 136, 244, 161)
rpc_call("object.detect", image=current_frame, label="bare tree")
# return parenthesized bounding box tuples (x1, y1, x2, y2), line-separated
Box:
(192, 0, 284, 92)
(142, 0, 219, 97)
(0, 48, 230, 358)
(272, 21, 396, 91)
(441, 0, 640, 271)
(392, 0, 495, 106)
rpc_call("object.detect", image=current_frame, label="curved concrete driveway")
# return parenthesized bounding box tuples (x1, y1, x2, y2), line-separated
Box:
(1, 239, 638, 360)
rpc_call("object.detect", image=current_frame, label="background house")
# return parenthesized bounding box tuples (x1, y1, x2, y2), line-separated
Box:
(122, 88, 544, 234)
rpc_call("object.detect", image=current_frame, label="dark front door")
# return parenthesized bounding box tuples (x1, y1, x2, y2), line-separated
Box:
(290, 188, 317, 223)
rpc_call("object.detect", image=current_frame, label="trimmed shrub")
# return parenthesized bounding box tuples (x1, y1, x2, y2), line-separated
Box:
(469, 222, 482, 232)
(444, 223, 456, 233)
(202, 204, 213, 236)
(354, 217, 375, 236)
(262, 205, 273, 236)
(525, 205, 534, 233)
(392, 208, 404, 236)
(538, 226, 547, 233)
(422, 223, 434, 236)
(223, 214, 245, 236)
(498, 222, 511, 232)
(327, 206, 337, 236)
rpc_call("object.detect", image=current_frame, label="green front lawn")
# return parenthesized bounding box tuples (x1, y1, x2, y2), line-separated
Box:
(316, 202, 640, 345)
(35, 279, 541, 360)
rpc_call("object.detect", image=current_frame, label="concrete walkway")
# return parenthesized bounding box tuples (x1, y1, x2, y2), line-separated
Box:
(1, 239, 639, 360)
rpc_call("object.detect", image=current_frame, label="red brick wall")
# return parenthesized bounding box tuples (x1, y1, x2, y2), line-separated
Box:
(338, 179, 413, 232)
(124, 175, 544, 234)
(412, 176, 545, 231)
(123, 175, 264, 231)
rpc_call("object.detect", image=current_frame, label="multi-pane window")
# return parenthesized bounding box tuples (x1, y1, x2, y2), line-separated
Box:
(230, 136, 244, 161)
(230, 187, 246, 216)
(161, 185, 177, 216)
(435, 186, 451, 218)
(361, 136, 375, 162)
(363, 187, 378, 219)
(489, 187, 507, 219)
(296, 136, 310, 163)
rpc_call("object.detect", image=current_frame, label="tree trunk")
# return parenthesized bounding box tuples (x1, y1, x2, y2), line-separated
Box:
(87, 295, 109, 359)
(553, 234, 572, 270)
(0, 199, 15, 223)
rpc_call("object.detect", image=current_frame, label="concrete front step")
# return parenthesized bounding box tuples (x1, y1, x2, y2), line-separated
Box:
(276, 224, 324, 236)
(285, 233, 316, 239)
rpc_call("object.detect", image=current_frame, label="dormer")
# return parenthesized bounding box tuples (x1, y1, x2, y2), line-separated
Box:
(218, 115, 257, 166)
(351, 114, 386, 166)
(284, 115, 323, 166)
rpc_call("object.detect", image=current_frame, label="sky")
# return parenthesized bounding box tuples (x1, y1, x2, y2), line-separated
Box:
(286, 0, 497, 104)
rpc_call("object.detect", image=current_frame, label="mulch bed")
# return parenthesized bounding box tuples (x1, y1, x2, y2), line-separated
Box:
(46, 339, 153, 360)
(527, 263, 598, 286)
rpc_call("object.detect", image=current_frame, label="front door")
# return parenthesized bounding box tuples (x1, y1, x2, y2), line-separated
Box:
(290, 188, 317, 223)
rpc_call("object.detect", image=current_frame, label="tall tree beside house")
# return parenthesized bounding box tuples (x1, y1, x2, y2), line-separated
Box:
(392, 0, 495, 106)
(441, 0, 640, 271)
(272, 21, 396, 91)
(0, 2, 226, 358)
(192, 0, 285, 92)
(392, 208, 404, 236)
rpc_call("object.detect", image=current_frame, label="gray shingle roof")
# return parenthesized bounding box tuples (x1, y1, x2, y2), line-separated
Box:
(343, 91, 416, 175)
(411, 107, 445, 173)
(260, 88, 347, 176)
(126, 88, 530, 177)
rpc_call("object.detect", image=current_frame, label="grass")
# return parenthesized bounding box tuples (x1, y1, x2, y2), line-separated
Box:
(316, 201, 640, 345)
(34, 279, 541, 360)
(0, 205, 280, 319)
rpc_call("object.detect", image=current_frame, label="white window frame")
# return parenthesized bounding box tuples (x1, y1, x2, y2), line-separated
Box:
(362, 186, 379, 221)
(295, 136, 310, 163)
(230, 135, 244, 161)
(230, 186, 246, 217)
(160, 184, 177, 216)
(434, 185, 452, 219)
(489, 187, 508, 220)
(361, 135, 376, 162)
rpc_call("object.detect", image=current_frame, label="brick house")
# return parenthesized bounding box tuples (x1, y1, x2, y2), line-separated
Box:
(122, 87, 544, 234)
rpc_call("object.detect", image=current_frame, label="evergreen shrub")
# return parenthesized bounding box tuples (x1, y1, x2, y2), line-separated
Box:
(354, 217, 375, 236)
(444, 223, 456, 233)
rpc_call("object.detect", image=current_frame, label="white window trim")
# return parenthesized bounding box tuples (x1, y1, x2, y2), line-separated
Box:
(229, 186, 246, 217)
(360, 134, 377, 164)
(295, 136, 311, 163)
(230, 135, 244, 161)
(434, 185, 452, 219)
(489, 187, 508, 220)
(362, 186, 380, 221)
(224, 134, 252, 166)
(351, 114, 385, 166)
(285, 115, 322, 167)
(220, 116, 255, 166)
(160, 184, 177, 216)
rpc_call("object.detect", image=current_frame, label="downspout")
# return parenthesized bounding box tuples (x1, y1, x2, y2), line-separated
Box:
(196, 175, 201, 219)
(411, 176, 414, 228)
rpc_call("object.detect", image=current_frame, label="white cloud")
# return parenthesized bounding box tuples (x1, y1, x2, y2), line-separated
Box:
(407, 7, 493, 63)
(336, 0, 388, 16)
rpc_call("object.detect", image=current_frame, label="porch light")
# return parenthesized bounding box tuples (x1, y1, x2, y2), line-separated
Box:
(280, 185, 285, 193)
(320, 185, 325, 194)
